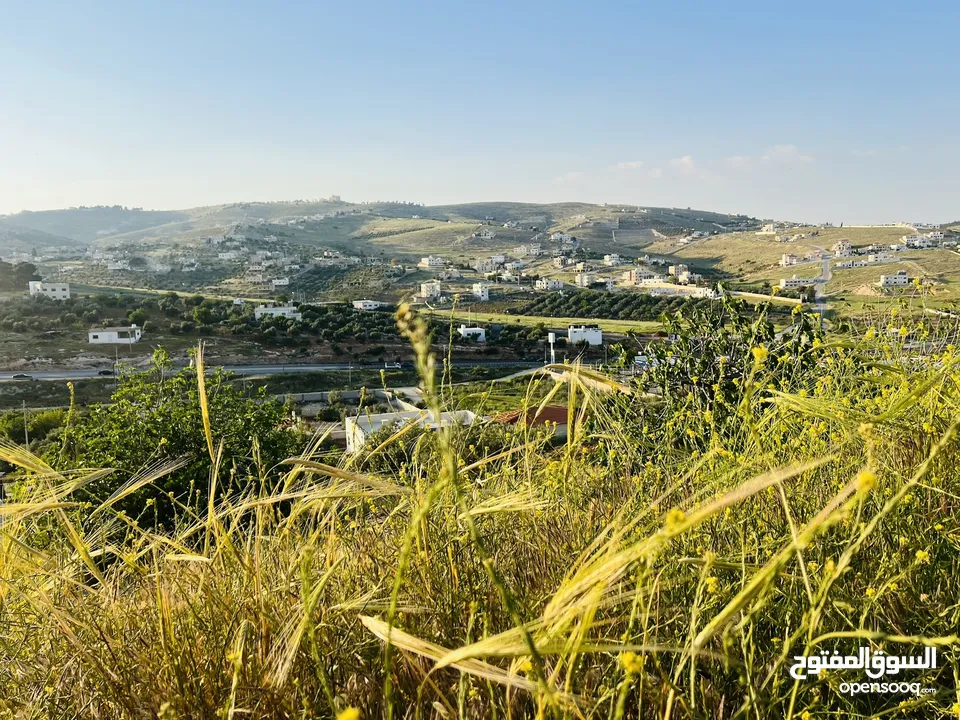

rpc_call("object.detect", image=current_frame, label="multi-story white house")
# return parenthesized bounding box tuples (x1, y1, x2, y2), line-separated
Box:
(420, 280, 442, 299)
(472, 283, 490, 301)
(779, 275, 813, 290)
(550, 232, 573, 242)
(218, 252, 239, 261)
(668, 264, 688, 277)
(575, 273, 595, 288)
(780, 253, 799, 267)
(879, 270, 911, 288)
(352, 299, 387, 311)
(490, 253, 506, 265)
(254, 305, 302, 321)
(603, 254, 622, 267)
(28, 281, 71, 300)
(272, 277, 290, 287)
(88, 325, 142, 344)
(418, 256, 446, 269)
(535, 278, 564, 290)
(568, 325, 603, 346)
(832, 240, 852, 257)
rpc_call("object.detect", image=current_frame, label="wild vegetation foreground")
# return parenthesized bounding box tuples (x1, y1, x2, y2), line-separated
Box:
(1, 302, 959, 718)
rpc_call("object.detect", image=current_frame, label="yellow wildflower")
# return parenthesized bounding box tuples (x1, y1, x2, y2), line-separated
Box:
(751, 346, 769, 364)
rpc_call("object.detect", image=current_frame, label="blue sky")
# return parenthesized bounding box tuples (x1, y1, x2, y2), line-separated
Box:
(1, 0, 957, 222)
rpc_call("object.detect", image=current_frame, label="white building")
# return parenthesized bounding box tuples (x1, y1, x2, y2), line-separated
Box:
(926, 231, 945, 241)
(420, 280, 442, 299)
(622, 268, 656, 284)
(28, 281, 71, 300)
(88, 325, 142, 344)
(472, 283, 490, 301)
(476, 229, 497, 240)
(514, 243, 542, 257)
(603, 254, 622, 266)
(218, 252, 239, 261)
(553, 256, 572, 268)
(568, 325, 603, 346)
(272, 277, 290, 287)
(254, 305, 302, 321)
(575, 273, 595, 288)
(779, 275, 813, 290)
(832, 240, 852, 257)
(868, 252, 894, 263)
(490, 253, 506, 265)
(473, 259, 498, 273)
(107, 261, 130, 271)
(418, 256, 446, 269)
(458, 325, 486, 342)
(535, 278, 564, 290)
(352, 300, 387, 311)
(345, 410, 477, 453)
(879, 270, 910, 288)
(439, 268, 462, 280)
(780, 253, 799, 267)
(668, 264, 688, 277)
(550, 232, 573, 242)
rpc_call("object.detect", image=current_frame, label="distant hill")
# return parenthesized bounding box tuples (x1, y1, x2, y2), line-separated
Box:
(0, 206, 189, 243)
(0, 224, 81, 253)
(0, 200, 758, 258)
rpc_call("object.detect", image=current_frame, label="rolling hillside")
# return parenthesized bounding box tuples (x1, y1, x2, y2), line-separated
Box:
(1, 200, 757, 256)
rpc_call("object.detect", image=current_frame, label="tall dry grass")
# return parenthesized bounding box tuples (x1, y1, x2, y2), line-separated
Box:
(1, 308, 959, 718)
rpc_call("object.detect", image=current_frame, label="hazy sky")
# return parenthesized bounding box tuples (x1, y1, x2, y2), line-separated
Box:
(1, 0, 957, 223)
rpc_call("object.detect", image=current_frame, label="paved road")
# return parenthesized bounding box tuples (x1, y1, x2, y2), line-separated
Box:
(813, 248, 832, 320)
(0, 360, 543, 383)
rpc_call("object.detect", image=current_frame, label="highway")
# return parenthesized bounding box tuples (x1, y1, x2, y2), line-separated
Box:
(0, 360, 543, 383)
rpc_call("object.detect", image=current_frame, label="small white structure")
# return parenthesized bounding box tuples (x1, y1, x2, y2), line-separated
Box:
(536, 278, 564, 291)
(603, 254, 622, 267)
(568, 325, 603, 346)
(418, 255, 446, 269)
(472, 283, 489, 301)
(232, 298, 245, 306)
(352, 299, 387, 311)
(779, 275, 813, 290)
(420, 280, 442, 299)
(476, 229, 497, 240)
(780, 253, 799, 267)
(272, 277, 290, 287)
(28, 281, 71, 300)
(88, 325, 142, 344)
(879, 270, 910, 288)
(345, 410, 477, 453)
(254, 305, 302, 321)
(458, 325, 487, 342)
